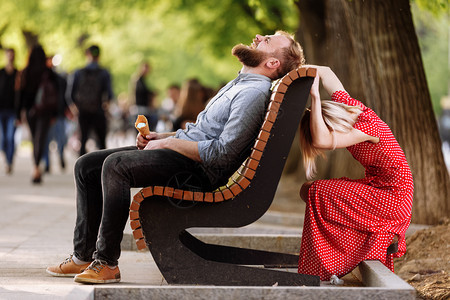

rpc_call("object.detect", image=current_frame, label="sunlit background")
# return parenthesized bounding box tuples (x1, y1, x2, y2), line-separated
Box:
(0, 0, 447, 111)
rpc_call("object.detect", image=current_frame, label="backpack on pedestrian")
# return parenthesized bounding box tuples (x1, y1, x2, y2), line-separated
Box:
(74, 67, 104, 113)
(34, 71, 59, 116)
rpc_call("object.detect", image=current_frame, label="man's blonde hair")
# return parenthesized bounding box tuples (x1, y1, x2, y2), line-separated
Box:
(299, 100, 362, 179)
(273, 30, 305, 79)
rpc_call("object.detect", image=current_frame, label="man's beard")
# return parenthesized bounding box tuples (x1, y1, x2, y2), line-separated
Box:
(232, 44, 268, 68)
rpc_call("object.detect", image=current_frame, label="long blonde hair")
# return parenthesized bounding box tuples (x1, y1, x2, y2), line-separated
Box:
(299, 100, 362, 179)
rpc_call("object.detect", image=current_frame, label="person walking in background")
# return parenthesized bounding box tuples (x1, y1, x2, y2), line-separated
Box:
(130, 61, 157, 131)
(173, 78, 208, 130)
(67, 45, 113, 156)
(156, 84, 180, 132)
(42, 55, 69, 172)
(0, 48, 18, 174)
(17, 45, 61, 183)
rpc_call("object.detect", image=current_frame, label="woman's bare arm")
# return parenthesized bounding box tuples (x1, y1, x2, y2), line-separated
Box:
(308, 67, 379, 149)
(304, 65, 346, 96)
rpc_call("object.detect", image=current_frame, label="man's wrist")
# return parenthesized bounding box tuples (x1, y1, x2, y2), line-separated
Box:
(157, 132, 176, 139)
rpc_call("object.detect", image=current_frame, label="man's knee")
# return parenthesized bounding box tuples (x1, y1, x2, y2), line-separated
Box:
(74, 152, 102, 181)
(74, 154, 90, 177)
(102, 151, 133, 178)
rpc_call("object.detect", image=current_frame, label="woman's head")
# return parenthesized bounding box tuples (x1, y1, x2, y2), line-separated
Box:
(299, 100, 362, 179)
(21, 45, 48, 91)
(27, 45, 47, 69)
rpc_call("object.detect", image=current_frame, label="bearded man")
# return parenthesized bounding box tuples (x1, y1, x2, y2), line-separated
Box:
(47, 31, 305, 284)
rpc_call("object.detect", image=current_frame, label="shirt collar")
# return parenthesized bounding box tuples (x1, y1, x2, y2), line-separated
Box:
(235, 72, 271, 83)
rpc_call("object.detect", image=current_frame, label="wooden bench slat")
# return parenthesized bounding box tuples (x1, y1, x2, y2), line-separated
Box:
(265, 110, 277, 123)
(194, 191, 204, 202)
(129, 210, 139, 220)
(214, 191, 224, 202)
(204, 192, 214, 203)
(253, 140, 266, 152)
(183, 191, 194, 201)
(307, 67, 317, 77)
(130, 200, 140, 211)
(133, 228, 144, 240)
(153, 186, 164, 196)
(164, 187, 174, 197)
(270, 92, 284, 103)
(261, 120, 273, 132)
(130, 219, 141, 230)
(267, 101, 280, 114)
(250, 149, 263, 161)
(297, 67, 307, 77)
(257, 131, 270, 142)
(136, 238, 146, 250)
(287, 68, 300, 80)
(141, 187, 153, 199)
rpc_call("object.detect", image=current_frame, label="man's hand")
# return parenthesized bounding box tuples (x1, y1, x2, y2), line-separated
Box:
(136, 132, 158, 150)
(136, 131, 176, 150)
(143, 138, 166, 150)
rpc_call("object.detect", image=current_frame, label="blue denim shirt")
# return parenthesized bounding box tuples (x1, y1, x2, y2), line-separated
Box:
(175, 73, 271, 187)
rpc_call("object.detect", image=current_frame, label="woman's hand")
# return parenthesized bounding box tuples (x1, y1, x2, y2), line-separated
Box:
(304, 65, 345, 96)
(310, 75, 320, 99)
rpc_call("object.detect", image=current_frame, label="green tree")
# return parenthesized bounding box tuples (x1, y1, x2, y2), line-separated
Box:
(0, 0, 298, 100)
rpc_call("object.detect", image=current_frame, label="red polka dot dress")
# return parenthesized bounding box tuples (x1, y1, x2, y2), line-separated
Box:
(298, 91, 414, 281)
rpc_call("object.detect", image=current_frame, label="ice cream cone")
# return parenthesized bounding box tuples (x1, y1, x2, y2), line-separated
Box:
(135, 115, 151, 136)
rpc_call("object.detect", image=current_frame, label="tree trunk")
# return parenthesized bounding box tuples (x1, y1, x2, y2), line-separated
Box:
(296, 0, 450, 225)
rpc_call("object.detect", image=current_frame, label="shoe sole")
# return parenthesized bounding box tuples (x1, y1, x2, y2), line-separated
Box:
(74, 277, 121, 284)
(46, 268, 78, 277)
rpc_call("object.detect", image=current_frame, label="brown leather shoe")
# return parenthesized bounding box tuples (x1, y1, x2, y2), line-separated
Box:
(46, 255, 91, 277)
(74, 260, 121, 284)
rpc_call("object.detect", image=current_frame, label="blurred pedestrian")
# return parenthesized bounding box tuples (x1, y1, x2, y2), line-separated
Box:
(17, 45, 61, 183)
(156, 84, 180, 132)
(173, 79, 207, 130)
(67, 45, 113, 156)
(129, 61, 157, 131)
(0, 48, 18, 174)
(42, 55, 69, 172)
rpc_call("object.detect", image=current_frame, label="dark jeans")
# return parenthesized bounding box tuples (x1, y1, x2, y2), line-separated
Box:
(72, 146, 212, 266)
(26, 112, 52, 167)
(0, 110, 16, 166)
(78, 111, 107, 156)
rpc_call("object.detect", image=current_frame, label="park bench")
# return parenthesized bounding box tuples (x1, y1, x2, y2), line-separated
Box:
(129, 67, 320, 286)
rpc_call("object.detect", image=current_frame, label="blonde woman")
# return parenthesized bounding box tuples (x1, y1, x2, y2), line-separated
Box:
(298, 65, 414, 281)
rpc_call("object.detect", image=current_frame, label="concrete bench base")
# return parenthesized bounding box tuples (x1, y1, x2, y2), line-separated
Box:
(94, 261, 415, 299)
(116, 233, 416, 299)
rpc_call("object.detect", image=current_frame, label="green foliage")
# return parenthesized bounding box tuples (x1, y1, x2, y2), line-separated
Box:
(413, 0, 449, 17)
(0, 0, 299, 103)
(412, 2, 449, 115)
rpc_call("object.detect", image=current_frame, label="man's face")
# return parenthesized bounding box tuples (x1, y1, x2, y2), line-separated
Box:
(232, 33, 290, 68)
(251, 34, 290, 53)
(5, 50, 14, 63)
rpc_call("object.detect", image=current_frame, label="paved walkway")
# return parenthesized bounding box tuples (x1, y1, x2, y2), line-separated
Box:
(0, 145, 168, 299)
